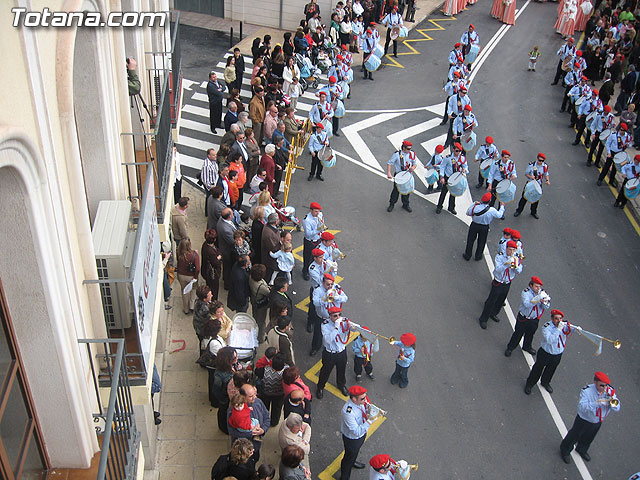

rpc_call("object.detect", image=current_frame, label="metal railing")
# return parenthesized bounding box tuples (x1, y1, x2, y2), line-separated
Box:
(79, 338, 140, 480)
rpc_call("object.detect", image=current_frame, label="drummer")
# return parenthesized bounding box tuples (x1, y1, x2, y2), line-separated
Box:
(446, 85, 471, 148)
(463, 192, 504, 261)
(568, 75, 592, 128)
(309, 91, 334, 130)
(587, 105, 615, 167)
(448, 42, 464, 69)
(560, 63, 583, 114)
(614, 154, 640, 209)
(442, 71, 463, 124)
(460, 24, 480, 70)
(475, 136, 499, 189)
(426, 144, 446, 192)
(340, 44, 354, 68)
(448, 58, 469, 82)
(453, 104, 478, 153)
(361, 29, 376, 81)
(321, 76, 344, 136)
(436, 142, 468, 215)
(308, 122, 329, 182)
(513, 152, 550, 219)
(574, 89, 603, 147)
(487, 150, 517, 208)
(386, 140, 418, 213)
(551, 37, 576, 86)
(597, 122, 632, 188)
(382, 6, 404, 58)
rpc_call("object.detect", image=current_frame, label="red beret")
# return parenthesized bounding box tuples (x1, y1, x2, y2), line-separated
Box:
(329, 75, 337, 83)
(366, 28, 372, 34)
(393, 5, 398, 10)
(635, 154, 640, 161)
(321, 231, 335, 240)
(502, 149, 511, 156)
(400, 332, 416, 346)
(594, 371, 610, 384)
(550, 309, 564, 317)
(620, 122, 628, 131)
(327, 306, 342, 314)
(511, 230, 521, 240)
(312, 248, 325, 257)
(537, 152, 546, 160)
(435, 145, 445, 153)
(576, 50, 583, 56)
(318, 91, 327, 96)
(349, 385, 367, 396)
(503, 227, 513, 235)
(592, 89, 599, 95)
(481, 192, 492, 202)
(581, 75, 588, 81)
(469, 24, 475, 29)
(316, 122, 324, 130)
(464, 104, 472, 111)
(370, 21, 377, 25)
(604, 105, 612, 113)
(530, 276, 543, 285)
(402, 140, 413, 147)
(341, 44, 348, 50)
(454, 71, 462, 77)
(336, 55, 343, 60)
(323, 273, 334, 281)
(506, 240, 518, 248)
(568, 37, 575, 43)
(460, 86, 468, 91)
(310, 202, 322, 210)
(574, 62, 581, 68)
(485, 136, 494, 144)
(370, 454, 390, 470)
(454, 42, 461, 47)
(454, 142, 463, 150)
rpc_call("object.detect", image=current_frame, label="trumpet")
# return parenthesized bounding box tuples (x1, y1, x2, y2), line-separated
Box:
(540, 291, 551, 308)
(606, 397, 620, 407)
(325, 288, 336, 303)
(508, 255, 520, 269)
(339, 252, 347, 259)
(365, 400, 387, 421)
(392, 460, 418, 480)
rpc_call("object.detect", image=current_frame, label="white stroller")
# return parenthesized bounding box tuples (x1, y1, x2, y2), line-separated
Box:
(228, 313, 259, 370)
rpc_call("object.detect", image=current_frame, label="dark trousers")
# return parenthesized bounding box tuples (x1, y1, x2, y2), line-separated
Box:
(274, 169, 283, 198)
(222, 256, 234, 290)
(574, 116, 587, 142)
(217, 401, 229, 434)
(516, 192, 539, 215)
(442, 96, 451, 123)
(173, 178, 182, 202)
(354, 356, 373, 376)
(389, 183, 410, 207)
(488, 179, 500, 207)
(208, 368, 217, 407)
(310, 311, 324, 351)
(303, 238, 319, 274)
(616, 178, 630, 206)
(552, 59, 564, 85)
(390, 363, 409, 387)
(340, 434, 366, 480)
(384, 28, 398, 55)
(209, 101, 223, 131)
(464, 222, 489, 260)
(405, 0, 416, 20)
(477, 170, 488, 187)
(317, 349, 347, 390)
(560, 415, 602, 456)
(436, 177, 456, 210)
(260, 393, 284, 426)
(479, 281, 511, 322)
(363, 52, 373, 79)
(444, 117, 455, 147)
(598, 154, 618, 183)
(561, 85, 572, 111)
(333, 116, 340, 135)
(507, 313, 539, 351)
(526, 348, 562, 388)
(588, 135, 605, 165)
(310, 152, 324, 177)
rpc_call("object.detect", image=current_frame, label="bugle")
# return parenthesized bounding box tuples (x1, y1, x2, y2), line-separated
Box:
(392, 460, 418, 480)
(352, 324, 395, 344)
(365, 399, 387, 421)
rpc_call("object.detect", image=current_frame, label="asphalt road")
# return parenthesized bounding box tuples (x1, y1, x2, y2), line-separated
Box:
(280, 3, 640, 479)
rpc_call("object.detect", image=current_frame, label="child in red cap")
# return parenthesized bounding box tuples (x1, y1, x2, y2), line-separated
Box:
(390, 333, 416, 388)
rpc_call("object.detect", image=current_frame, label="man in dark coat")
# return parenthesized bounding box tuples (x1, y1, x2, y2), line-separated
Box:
(261, 213, 281, 279)
(228, 255, 251, 312)
(233, 47, 245, 92)
(216, 208, 237, 290)
(207, 71, 226, 133)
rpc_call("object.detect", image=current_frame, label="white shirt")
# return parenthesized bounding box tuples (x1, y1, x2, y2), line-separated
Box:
(173, 150, 182, 182)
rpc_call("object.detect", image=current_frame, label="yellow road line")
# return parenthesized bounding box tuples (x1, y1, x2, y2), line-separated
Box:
(381, 17, 457, 66)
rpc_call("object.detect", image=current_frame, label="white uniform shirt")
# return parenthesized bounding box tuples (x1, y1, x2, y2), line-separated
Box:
(577, 383, 620, 423)
(540, 320, 571, 355)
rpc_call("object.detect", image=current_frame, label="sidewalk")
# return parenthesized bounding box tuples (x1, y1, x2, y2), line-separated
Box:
(151, 183, 280, 480)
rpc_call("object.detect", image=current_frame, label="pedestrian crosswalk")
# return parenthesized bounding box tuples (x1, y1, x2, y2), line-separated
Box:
(177, 54, 328, 190)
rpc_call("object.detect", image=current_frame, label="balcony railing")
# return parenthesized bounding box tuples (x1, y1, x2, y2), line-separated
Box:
(79, 338, 140, 480)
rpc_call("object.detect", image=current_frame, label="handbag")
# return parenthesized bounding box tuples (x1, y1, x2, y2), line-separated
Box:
(166, 265, 176, 285)
(255, 283, 271, 308)
(196, 339, 217, 369)
(187, 251, 197, 273)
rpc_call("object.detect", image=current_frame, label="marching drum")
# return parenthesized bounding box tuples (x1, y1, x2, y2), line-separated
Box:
(345, 68, 354, 83)
(523, 180, 543, 203)
(425, 167, 439, 185)
(561, 57, 572, 72)
(339, 81, 350, 99)
(319, 146, 336, 168)
(398, 26, 409, 38)
(334, 99, 346, 118)
(466, 44, 481, 64)
(461, 130, 477, 152)
(614, 151, 629, 168)
(373, 43, 385, 58)
(496, 179, 517, 203)
(480, 159, 493, 179)
(575, 96, 585, 106)
(599, 129, 611, 141)
(390, 25, 401, 40)
(624, 178, 640, 200)
(447, 171, 468, 197)
(365, 54, 381, 72)
(394, 170, 415, 194)
(586, 110, 597, 123)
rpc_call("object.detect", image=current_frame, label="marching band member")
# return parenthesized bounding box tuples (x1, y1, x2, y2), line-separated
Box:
(340, 385, 374, 479)
(382, 6, 403, 57)
(319, 76, 343, 136)
(307, 122, 329, 182)
(387, 140, 418, 213)
(477, 240, 523, 329)
(577, 89, 603, 148)
(352, 327, 379, 381)
(369, 22, 381, 43)
(568, 75, 592, 128)
(448, 42, 464, 68)
(442, 71, 462, 124)
(318, 231, 343, 266)
(341, 44, 354, 67)
(361, 28, 376, 81)
(597, 121, 631, 188)
(475, 135, 499, 189)
(390, 332, 416, 388)
(452, 104, 478, 151)
(560, 63, 582, 113)
(573, 49, 587, 73)
(497, 227, 513, 255)
(316, 305, 356, 399)
(445, 85, 471, 147)
(461, 24, 480, 69)
(587, 105, 615, 167)
(524, 309, 571, 395)
(514, 152, 550, 219)
(436, 142, 468, 215)
(462, 192, 505, 261)
(511, 229, 524, 259)
(560, 371, 620, 464)
(307, 249, 329, 349)
(487, 149, 517, 208)
(551, 37, 576, 86)
(426, 144, 446, 192)
(302, 202, 324, 280)
(573, 89, 601, 145)
(505, 276, 550, 357)
(369, 454, 394, 480)
(448, 58, 469, 82)
(614, 154, 640, 209)
(309, 91, 334, 126)
(311, 273, 348, 359)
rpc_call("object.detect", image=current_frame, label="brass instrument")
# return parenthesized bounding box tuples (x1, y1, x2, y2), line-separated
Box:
(339, 252, 347, 259)
(508, 255, 520, 270)
(325, 288, 336, 303)
(353, 324, 396, 344)
(392, 460, 418, 480)
(603, 337, 622, 349)
(365, 399, 387, 421)
(607, 397, 620, 407)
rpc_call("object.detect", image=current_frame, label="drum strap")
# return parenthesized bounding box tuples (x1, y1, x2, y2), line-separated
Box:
(473, 204, 491, 216)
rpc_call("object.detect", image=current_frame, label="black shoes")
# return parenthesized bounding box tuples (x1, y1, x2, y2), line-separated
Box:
(448, 208, 457, 215)
(387, 204, 394, 212)
(525, 347, 537, 356)
(475, 256, 483, 261)
(541, 383, 553, 393)
(340, 385, 349, 396)
(308, 174, 314, 182)
(436, 206, 443, 214)
(402, 204, 412, 212)
(306, 323, 313, 333)
(572, 140, 580, 145)
(462, 253, 471, 261)
(596, 179, 603, 186)
(475, 182, 484, 189)
(353, 461, 366, 469)
(610, 180, 618, 188)
(479, 319, 487, 329)
(504, 348, 512, 357)
(334, 132, 341, 137)
(367, 373, 376, 381)
(490, 315, 501, 323)
(514, 210, 522, 217)
(316, 175, 324, 181)
(578, 451, 591, 462)
(316, 388, 324, 399)
(302, 272, 310, 281)
(524, 385, 532, 395)
(560, 450, 571, 464)
(309, 349, 319, 356)
(531, 213, 540, 219)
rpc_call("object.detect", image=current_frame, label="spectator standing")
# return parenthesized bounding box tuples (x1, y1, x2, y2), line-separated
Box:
(192, 285, 213, 349)
(249, 87, 266, 145)
(245, 128, 261, 187)
(207, 71, 226, 134)
(228, 384, 271, 461)
(203, 319, 225, 406)
(279, 445, 310, 480)
(176, 237, 199, 315)
(249, 263, 270, 342)
(259, 353, 289, 425)
(216, 208, 237, 291)
(283, 388, 311, 425)
(224, 102, 239, 132)
(266, 317, 295, 366)
(229, 255, 251, 313)
(213, 347, 240, 432)
(224, 56, 237, 94)
(210, 438, 257, 480)
(264, 105, 279, 144)
(201, 229, 222, 300)
(207, 186, 226, 230)
(278, 413, 311, 468)
(233, 47, 245, 91)
(170, 196, 189, 247)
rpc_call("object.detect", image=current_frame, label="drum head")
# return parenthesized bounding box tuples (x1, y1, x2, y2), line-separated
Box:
(600, 129, 611, 140)
(586, 111, 597, 123)
(575, 96, 585, 106)
(319, 146, 333, 162)
(627, 178, 640, 189)
(448, 171, 462, 185)
(395, 170, 412, 185)
(496, 179, 512, 193)
(480, 159, 493, 170)
(614, 151, 629, 165)
(391, 26, 400, 40)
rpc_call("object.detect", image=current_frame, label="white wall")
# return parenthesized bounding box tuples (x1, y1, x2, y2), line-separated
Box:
(225, 0, 337, 32)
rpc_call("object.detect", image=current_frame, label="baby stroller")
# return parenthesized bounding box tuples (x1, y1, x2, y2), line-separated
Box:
(296, 53, 319, 90)
(274, 201, 301, 231)
(228, 313, 259, 370)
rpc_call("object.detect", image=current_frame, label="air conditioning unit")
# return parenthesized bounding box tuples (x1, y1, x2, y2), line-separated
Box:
(92, 200, 135, 330)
